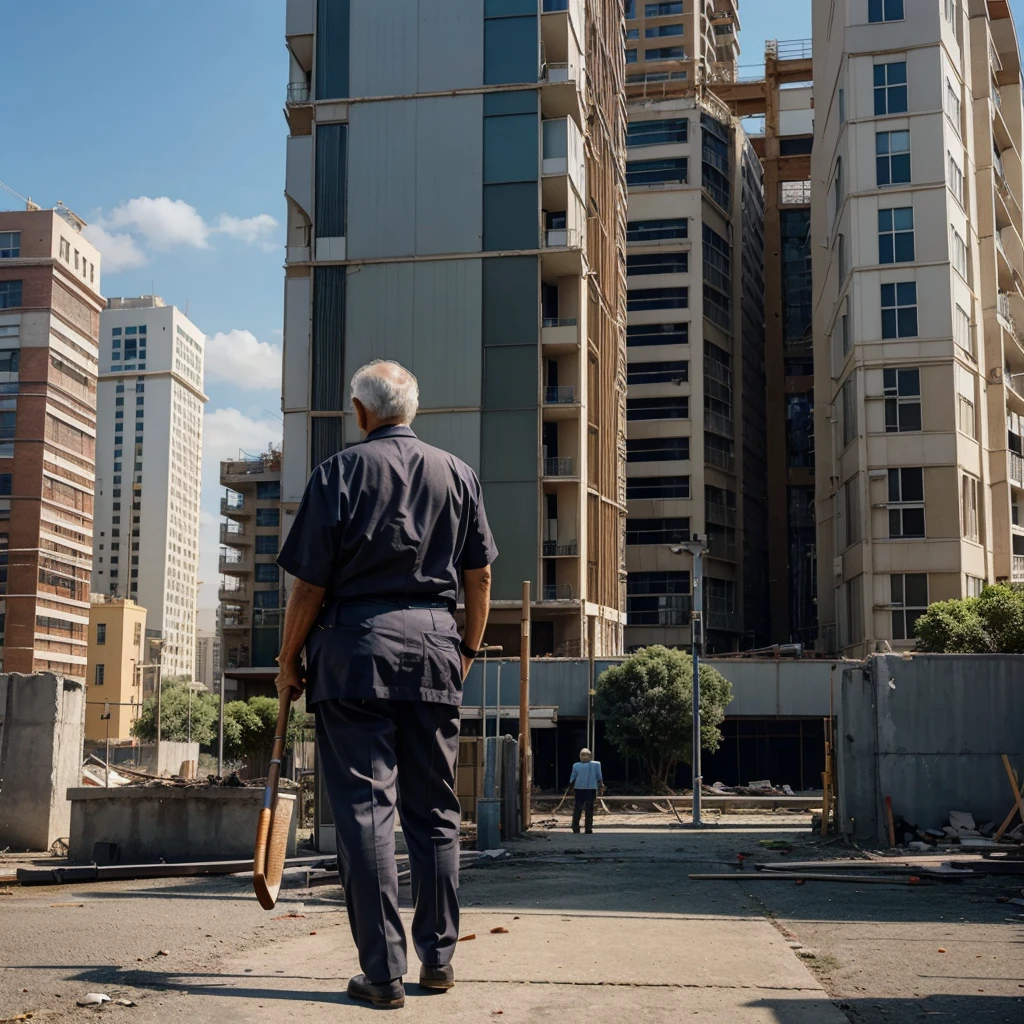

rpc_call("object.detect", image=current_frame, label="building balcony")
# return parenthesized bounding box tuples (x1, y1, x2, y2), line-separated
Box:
(286, 81, 310, 104)
(706, 501, 737, 528)
(706, 538, 738, 562)
(541, 583, 574, 602)
(704, 443, 735, 474)
(221, 616, 251, 633)
(220, 524, 252, 546)
(541, 317, 581, 352)
(542, 456, 577, 479)
(285, 0, 314, 69)
(220, 494, 251, 519)
(543, 540, 578, 557)
(1013, 554, 1024, 583)
(543, 385, 580, 420)
(540, 55, 584, 128)
(705, 610, 740, 633)
(704, 410, 735, 439)
(218, 581, 251, 604)
(541, 226, 586, 277)
(219, 551, 253, 577)
(1010, 451, 1024, 488)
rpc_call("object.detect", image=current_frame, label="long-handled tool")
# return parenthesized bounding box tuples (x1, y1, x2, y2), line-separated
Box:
(253, 693, 295, 910)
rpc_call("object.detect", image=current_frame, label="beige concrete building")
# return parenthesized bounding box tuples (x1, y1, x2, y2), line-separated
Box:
(813, 0, 1024, 656)
(84, 595, 146, 743)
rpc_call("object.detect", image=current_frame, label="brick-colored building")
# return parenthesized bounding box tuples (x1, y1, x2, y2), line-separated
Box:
(0, 203, 103, 681)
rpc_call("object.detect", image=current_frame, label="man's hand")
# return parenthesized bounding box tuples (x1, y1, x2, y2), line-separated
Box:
(275, 657, 306, 703)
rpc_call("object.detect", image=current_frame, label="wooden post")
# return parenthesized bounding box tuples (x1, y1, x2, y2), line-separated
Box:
(587, 614, 596, 752)
(519, 580, 531, 831)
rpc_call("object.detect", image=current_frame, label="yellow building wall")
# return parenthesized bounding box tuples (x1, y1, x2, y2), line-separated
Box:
(85, 599, 147, 743)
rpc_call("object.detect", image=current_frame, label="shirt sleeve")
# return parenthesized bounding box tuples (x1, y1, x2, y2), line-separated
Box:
(277, 459, 345, 588)
(595, 763, 603, 785)
(569, 763, 579, 785)
(462, 470, 499, 571)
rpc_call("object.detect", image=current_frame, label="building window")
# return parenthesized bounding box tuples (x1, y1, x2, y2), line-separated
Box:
(627, 287, 688, 312)
(627, 360, 688, 385)
(891, 573, 928, 640)
(626, 396, 689, 421)
(626, 322, 689, 347)
(627, 217, 687, 242)
(626, 251, 688, 276)
(961, 473, 980, 540)
(645, 22, 683, 37)
(626, 27, 639, 40)
(0, 281, 23, 309)
(838, 87, 845, 124)
(626, 475, 691, 499)
(626, 570, 691, 626)
(626, 157, 688, 187)
(626, 437, 690, 463)
(869, 0, 904, 22)
(626, 48, 637, 63)
(625, 0, 636, 17)
(832, 158, 843, 223)
(874, 61, 907, 115)
(255, 564, 280, 583)
(954, 304, 974, 357)
(958, 394, 976, 438)
(884, 368, 921, 432)
(59, 237, 70, 261)
(255, 535, 279, 555)
(881, 282, 918, 338)
(626, 518, 690, 545)
(966, 573, 985, 597)
(888, 468, 925, 538)
(627, 118, 688, 146)
(256, 508, 280, 527)
(878, 207, 914, 263)
(703, 287, 732, 331)
(945, 0, 957, 24)
(948, 152, 964, 206)
(842, 376, 858, 447)
(951, 228, 967, 278)
(94, 664, 105, 686)
(876, 130, 911, 186)
(701, 114, 731, 209)
(256, 481, 281, 501)
(0, 232, 20, 258)
(0, 349, 19, 373)
(945, 78, 961, 132)
(96, 623, 106, 645)
(645, 2, 683, 16)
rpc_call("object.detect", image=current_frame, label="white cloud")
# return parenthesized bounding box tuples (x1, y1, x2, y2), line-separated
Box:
(197, 407, 282, 611)
(81, 225, 147, 273)
(205, 329, 282, 391)
(101, 196, 211, 250)
(215, 213, 279, 251)
(86, 196, 280, 275)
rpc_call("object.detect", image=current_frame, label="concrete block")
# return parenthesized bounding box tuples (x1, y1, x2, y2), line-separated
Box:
(66, 787, 298, 863)
(0, 673, 85, 851)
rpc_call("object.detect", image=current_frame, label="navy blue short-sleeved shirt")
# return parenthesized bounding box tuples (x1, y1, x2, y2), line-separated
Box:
(277, 425, 498, 705)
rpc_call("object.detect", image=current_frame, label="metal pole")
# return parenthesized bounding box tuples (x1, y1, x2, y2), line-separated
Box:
(691, 545, 703, 828)
(188, 687, 192, 745)
(217, 674, 225, 777)
(495, 658, 502, 741)
(519, 580, 531, 831)
(155, 663, 163, 776)
(104, 704, 111, 789)
(587, 614, 596, 753)
(480, 648, 488, 738)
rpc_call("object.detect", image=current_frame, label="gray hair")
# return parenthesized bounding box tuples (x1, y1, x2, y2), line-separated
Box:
(350, 360, 419, 424)
(580, 748, 592, 762)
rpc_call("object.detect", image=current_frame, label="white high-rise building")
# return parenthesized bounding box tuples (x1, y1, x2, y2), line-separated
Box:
(92, 296, 206, 678)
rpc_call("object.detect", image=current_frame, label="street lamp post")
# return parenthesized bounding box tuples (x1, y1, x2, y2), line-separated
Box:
(672, 536, 708, 828)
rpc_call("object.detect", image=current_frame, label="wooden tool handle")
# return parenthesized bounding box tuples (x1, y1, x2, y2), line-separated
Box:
(262, 692, 291, 812)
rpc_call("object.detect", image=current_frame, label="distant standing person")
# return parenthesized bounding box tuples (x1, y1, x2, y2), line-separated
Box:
(569, 748, 603, 834)
(274, 360, 497, 1009)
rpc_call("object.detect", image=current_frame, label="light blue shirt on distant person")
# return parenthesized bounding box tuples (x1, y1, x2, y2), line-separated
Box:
(570, 760, 603, 790)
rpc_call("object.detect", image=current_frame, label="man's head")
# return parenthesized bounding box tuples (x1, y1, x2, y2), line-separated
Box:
(580, 748, 592, 762)
(350, 360, 420, 436)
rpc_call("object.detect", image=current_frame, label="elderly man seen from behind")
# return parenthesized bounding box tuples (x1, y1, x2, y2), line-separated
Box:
(275, 359, 498, 1009)
(569, 748, 604, 834)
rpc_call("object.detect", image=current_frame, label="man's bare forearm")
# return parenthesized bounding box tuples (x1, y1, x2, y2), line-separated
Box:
(278, 578, 327, 665)
(462, 566, 492, 651)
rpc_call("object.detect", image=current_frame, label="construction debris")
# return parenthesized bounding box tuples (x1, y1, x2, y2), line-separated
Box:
(76, 993, 110, 1007)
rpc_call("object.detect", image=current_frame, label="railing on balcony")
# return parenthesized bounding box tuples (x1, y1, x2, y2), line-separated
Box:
(542, 316, 578, 328)
(287, 81, 311, 103)
(222, 617, 250, 630)
(1010, 451, 1024, 487)
(544, 227, 582, 248)
(220, 524, 247, 545)
(543, 456, 575, 477)
(1013, 554, 1024, 582)
(543, 61, 575, 84)
(544, 385, 576, 405)
(704, 410, 734, 438)
(220, 550, 244, 565)
(543, 540, 578, 557)
(999, 290, 1014, 324)
(707, 538, 738, 561)
(705, 501, 737, 527)
(223, 493, 245, 510)
(542, 583, 574, 601)
(704, 444, 735, 473)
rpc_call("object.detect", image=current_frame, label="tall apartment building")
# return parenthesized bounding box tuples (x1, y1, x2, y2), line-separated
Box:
(84, 595, 146, 743)
(0, 203, 103, 681)
(622, 1, 770, 653)
(219, 447, 282, 698)
(711, 41, 817, 647)
(281, 0, 627, 657)
(91, 296, 206, 678)
(194, 628, 222, 692)
(813, 0, 1024, 656)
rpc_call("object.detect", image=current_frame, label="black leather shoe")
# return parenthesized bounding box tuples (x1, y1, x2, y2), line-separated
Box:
(347, 974, 405, 1009)
(419, 963, 455, 990)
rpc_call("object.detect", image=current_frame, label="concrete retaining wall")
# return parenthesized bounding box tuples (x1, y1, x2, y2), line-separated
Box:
(836, 655, 1024, 843)
(67, 787, 298, 863)
(0, 673, 85, 851)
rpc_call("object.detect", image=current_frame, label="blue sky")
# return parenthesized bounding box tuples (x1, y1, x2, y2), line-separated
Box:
(1, 0, 1016, 615)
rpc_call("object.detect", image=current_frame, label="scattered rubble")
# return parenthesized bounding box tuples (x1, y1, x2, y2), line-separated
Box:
(76, 993, 110, 1006)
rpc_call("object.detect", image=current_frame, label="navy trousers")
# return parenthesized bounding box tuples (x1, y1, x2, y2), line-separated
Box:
(314, 697, 462, 983)
(572, 789, 597, 832)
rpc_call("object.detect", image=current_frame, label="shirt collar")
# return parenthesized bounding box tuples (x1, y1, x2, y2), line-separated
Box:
(364, 424, 417, 443)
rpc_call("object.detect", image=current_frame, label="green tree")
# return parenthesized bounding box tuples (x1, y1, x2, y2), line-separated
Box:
(131, 678, 219, 744)
(914, 583, 1024, 653)
(594, 645, 733, 791)
(223, 696, 303, 767)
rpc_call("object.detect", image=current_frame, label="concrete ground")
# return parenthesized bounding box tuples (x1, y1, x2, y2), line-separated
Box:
(0, 812, 1021, 1023)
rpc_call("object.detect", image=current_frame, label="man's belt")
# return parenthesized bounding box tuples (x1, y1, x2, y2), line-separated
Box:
(331, 596, 453, 611)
